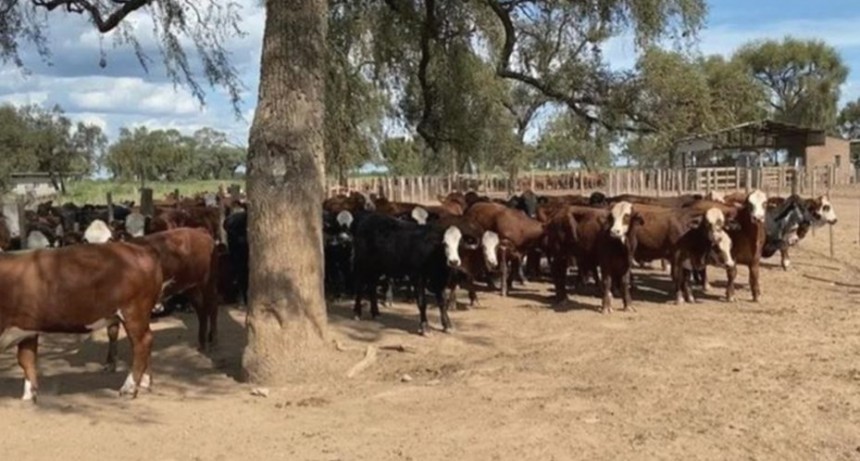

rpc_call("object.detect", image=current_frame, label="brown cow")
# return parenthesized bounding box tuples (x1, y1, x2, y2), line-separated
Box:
(686, 190, 768, 302)
(0, 242, 164, 401)
(433, 215, 500, 309)
(609, 193, 704, 208)
(619, 203, 735, 304)
(149, 206, 222, 240)
(105, 228, 221, 371)
(323, 191, 371, 214)
(465, 202, 545, 296)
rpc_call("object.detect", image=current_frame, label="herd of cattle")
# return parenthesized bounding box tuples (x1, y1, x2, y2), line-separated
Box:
(0, 186, 839, 402)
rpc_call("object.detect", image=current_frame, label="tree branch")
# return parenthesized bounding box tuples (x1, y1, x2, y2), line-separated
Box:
(31, 0, 150, 33)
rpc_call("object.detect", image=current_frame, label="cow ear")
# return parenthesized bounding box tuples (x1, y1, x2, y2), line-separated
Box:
(688, 215, 704, 231)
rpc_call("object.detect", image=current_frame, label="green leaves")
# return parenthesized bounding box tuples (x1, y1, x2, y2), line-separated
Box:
(103, 127, 245, 183)
(736, 37, 848, 129)
(0, 104, 105, 193)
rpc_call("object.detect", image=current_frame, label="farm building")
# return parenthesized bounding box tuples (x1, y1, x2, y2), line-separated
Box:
(7, 172, 81, 197)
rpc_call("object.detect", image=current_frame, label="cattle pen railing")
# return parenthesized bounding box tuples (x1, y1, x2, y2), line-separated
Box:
(328, 165, 856, 203)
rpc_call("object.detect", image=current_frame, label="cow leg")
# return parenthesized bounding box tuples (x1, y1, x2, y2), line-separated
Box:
(551, 255, 568, 304)
(508, 256, 521, 291)
(119, 322, 153, 398)
(671, 257, 685, 305)
(467, 276, 479, 308)
(600, 270, 613, 314)
(725, 265, 738, 302)
(682, 266, 696, 303)
(416, 278, 430, 335)
(500, 249, 509, 297)
(437, 288, 453, 333)
(17, 336, 39, 402)
(383, 279, 394, 308)
(750, 262, 761, 302)
(352, 280, 364, 320)
(621, 270, 634, 312)
(104, 322, 120, 372)
(189, 289, 209, 352)
(445, 275, 459, 311)
(369, 281, 381, 319)
(780, 247, 791, 271)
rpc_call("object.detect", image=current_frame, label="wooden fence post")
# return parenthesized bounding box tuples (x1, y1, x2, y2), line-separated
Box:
(530, 170, 535, 191)
(17, 198, 28, 249)
(106, 192, 114, 225)
(140, 188, 154, 217)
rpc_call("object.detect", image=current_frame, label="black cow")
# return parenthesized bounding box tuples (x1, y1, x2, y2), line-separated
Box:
(223, 210, 249, 305)
(352, 212, 465, 334)
(323, 209, 356, 298)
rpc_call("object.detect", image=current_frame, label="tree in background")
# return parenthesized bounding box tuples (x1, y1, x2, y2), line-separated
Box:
(736, 37, 848, 130)
(837, 99, 860, 166)
(103, 126, 245, 184)
(0, 104, 106, 193)
(536, 112, 613, 170)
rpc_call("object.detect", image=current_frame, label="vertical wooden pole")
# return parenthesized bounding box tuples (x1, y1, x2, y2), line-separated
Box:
(17, 198, 28, 249)
(529, 170, 535, 191)
(218, 203, 227, 245)
(140, 188, 154, 218)
(106, 192, 114, 225)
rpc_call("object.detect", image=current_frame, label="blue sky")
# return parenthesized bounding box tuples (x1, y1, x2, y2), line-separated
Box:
(1, 1, 859, 148)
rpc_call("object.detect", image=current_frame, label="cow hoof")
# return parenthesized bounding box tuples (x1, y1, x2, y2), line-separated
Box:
(118, 374, 139, 398)
(418, 323, 430, 336)
(702, 284, 713, 293)
(726, 296, 737, 303)
(352, 314, 361, 321)
(103, 363, 117, 373)
(443, 325, 454, 334)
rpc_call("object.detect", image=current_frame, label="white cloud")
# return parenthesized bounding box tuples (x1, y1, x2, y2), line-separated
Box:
(0, 91, 49, 106)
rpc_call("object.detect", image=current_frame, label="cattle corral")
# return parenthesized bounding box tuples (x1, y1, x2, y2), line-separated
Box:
(0, 184, 858, 459)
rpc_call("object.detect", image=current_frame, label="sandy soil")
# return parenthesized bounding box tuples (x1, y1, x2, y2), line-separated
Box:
(3, 195, 860, 460)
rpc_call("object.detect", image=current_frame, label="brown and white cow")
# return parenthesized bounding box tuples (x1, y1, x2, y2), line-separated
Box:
(687, 189, 767, 302)
(0, 242, 164, 401)
(465, 202, 545, 296)
(104, 228, 221, 371)
(619, 203, 735, 304)
(765, 195, 838, 270)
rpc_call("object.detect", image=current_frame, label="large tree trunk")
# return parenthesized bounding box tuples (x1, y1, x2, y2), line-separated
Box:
(243, 0, 330, 384)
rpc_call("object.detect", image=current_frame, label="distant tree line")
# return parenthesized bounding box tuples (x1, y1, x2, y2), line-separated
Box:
(0, 103, 246, 193)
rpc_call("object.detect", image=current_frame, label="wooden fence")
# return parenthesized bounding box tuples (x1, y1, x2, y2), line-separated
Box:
(327, 165, 856, 202)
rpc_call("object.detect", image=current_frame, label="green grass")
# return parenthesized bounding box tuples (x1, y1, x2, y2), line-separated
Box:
(60, 179, 245, 205)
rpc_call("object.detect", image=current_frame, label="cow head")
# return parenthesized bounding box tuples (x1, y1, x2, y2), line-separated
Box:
(443, 226, 463, 268)
(83, 219, 113, 244)
(125, 212, 147, 238)
(26, 230, 53, 249)
(811, 196, 838, 225)
(705, 191, 725, 203)
(481, 230, 500, 270)
(335, 211, 354, 243)
(704, 207, 735, 268)
(608, 201, 634, 242)
(746, 189, 767, 222)
(411, 206, 429, 225)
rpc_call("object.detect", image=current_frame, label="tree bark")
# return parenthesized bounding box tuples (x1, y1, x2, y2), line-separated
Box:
(242, 0, 330, 384)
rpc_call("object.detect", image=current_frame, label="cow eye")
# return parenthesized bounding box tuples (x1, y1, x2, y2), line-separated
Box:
(462, 236, 477, 246)
(822, 205, 831, 212)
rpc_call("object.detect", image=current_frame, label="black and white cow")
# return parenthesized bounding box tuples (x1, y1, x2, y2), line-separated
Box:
(351, 212, 466, 334)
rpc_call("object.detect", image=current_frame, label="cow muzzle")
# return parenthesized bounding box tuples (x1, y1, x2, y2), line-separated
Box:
(447, 258, 461, 268)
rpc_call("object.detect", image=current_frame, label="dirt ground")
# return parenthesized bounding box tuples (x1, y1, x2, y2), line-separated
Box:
(3, 194, 860, 460)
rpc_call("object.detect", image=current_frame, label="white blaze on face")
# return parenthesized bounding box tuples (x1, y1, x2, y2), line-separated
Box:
(609, 201, 633, 241)
(443, 225, 462, 267)
(816, 196, 838, 225)
(336, 210, 354, 228)
(26, 230, 51, 249)
(706, 191, 726, 203)
(712, 229, 735, 268)
(748, 189, 767, 222)
(203, 193, 217, 207)
(411, 206, 429, 225)
(126, 212, 146, 237)
(705, 207, 726, 233)
(84, 219, 112, 243)
(481, 231, 500, 268)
